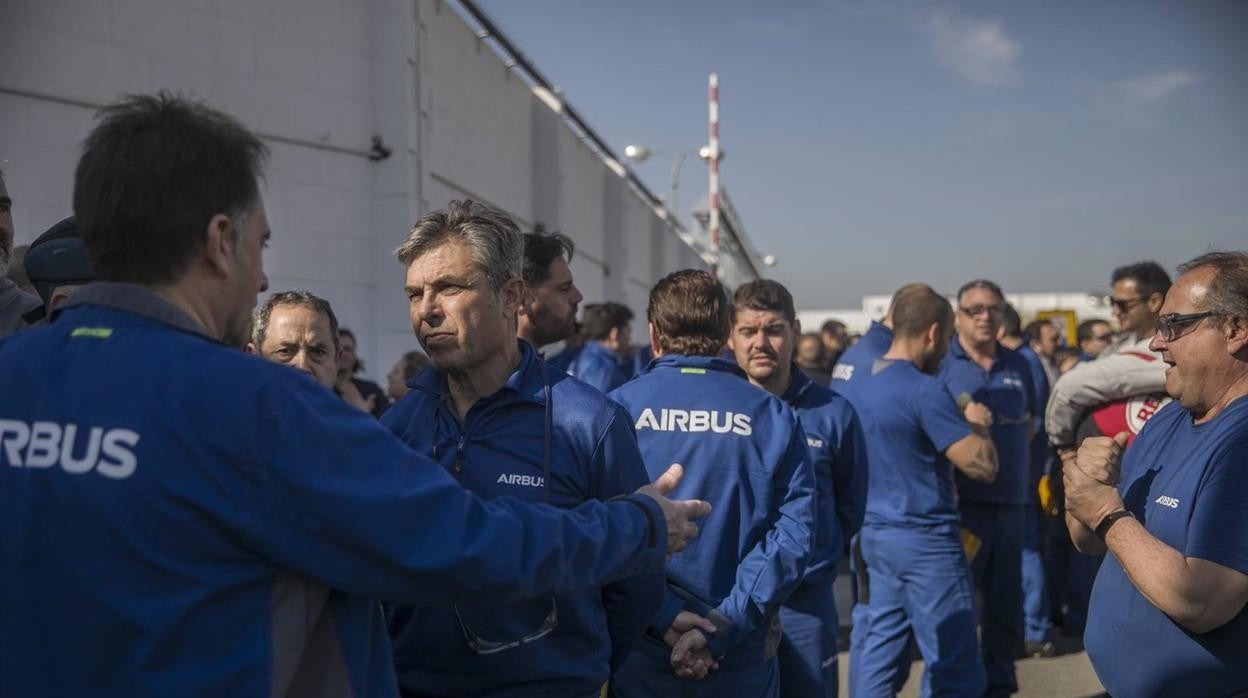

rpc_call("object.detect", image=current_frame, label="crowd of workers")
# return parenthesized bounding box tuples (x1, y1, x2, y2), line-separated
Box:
(1, 92, 1245, 698)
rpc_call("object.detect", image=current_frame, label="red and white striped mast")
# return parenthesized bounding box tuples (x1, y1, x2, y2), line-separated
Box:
(707, 72, 721, 278)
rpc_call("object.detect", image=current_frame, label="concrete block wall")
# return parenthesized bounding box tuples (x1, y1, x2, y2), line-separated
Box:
(0, 0, 703, 381)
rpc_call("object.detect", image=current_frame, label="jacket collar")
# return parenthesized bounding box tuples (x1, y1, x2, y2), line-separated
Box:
(781, 362, 813, 403)
(54, 282, 213, 340)
(949, 333, 1004, 369)
(648, 353, 749, 380)
(409, 339, 549, 407)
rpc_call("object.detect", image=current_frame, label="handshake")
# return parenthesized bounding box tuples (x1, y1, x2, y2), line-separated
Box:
(662, 610, 721, 680)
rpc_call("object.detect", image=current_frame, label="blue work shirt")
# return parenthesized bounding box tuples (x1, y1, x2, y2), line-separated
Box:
(1016, 344, 1053, 486)
(566, 340, 630, 393)
(840, 359, 973, 527)
(380, 342, 663, 696)
(0, 284, 666, 698)
(831, 321, 892, 387)
(938, 337, 1035, 506)
(609, 355, 815, 663)
(782, 366, 868, 580)
(1084, 398, 1248, 698)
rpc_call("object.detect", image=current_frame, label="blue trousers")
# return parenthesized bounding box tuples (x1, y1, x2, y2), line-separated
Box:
(960, 502, 1024, 698)
(611, 641, 779, 698)
(778, 577, 838, 698)
(850, 524, 985, 698)
(1022, 501, 1052, 644)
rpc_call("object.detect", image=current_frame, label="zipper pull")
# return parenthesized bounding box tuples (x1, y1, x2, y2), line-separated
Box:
(453, 435, 467, 474)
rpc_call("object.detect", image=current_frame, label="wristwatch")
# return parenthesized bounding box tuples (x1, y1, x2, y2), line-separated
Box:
(1094, 509, 1134, 540)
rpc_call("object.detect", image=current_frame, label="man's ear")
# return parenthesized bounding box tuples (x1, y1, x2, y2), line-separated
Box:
(1225, 315, 1248, 357)
(500, 278, 525, 317)
(926, 321, 942, 348)
(244, 341, 259, 356)
(649, 322, 662, 357)
(1147, 291, 1165, 314)
(203, 213, 239, 279)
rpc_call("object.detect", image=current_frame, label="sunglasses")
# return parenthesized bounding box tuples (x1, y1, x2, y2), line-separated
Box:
(1155, 311, 1220, 342)
(959, 304, 1005, 319)
(1110, 296, 1146, 313)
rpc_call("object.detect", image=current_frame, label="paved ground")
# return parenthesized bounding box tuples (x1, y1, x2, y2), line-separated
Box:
(831, 572, 1106, 697)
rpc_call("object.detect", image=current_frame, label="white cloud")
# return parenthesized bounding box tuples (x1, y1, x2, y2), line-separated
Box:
(924, 8, 1021, 87)
(1120, 70, 1198, 103)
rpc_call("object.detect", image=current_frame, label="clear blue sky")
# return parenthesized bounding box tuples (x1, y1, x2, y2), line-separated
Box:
(476, 0, 1246, 308)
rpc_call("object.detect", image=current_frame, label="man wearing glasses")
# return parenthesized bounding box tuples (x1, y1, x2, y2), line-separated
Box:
(1066, 251, 1248, 697)
(1075, 319, 1114, 361)
(1047, 262, 1172, 452)
(938, 279, 1038, 698)
(381, 200, 667, 697)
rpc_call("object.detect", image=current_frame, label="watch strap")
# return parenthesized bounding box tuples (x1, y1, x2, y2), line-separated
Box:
(1094, 509, 1134, 540)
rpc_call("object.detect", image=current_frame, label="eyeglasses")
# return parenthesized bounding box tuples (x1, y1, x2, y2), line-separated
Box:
(959, 303, 1005, 319)
(1155, 311, 1220, 342)
(455, 598, 560, 655)
(1110, 296, 1146, 313)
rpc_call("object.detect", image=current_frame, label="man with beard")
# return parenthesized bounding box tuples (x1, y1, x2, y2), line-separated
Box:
(728, 279, 868, 698)
(0, 170, 43, 337)
(518, 230, 583, 355)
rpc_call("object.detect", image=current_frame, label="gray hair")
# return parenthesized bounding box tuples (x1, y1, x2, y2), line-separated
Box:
(1177, 251, 1248, 323)
(393, 200, 523, 293)
(252, 290, 340, 350)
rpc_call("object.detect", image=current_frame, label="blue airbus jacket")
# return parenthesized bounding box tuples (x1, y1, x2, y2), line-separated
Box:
(609, 355, 815, 665)
(565, 340, 630, 394)
(938, 336, 1036, 506)
(782, 366, 869, 582)
(379, 342, 663, 696)
(0, 284, 667, 698)
(831, 321, 892, 386)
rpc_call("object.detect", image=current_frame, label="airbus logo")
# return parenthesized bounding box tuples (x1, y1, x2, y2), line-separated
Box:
(635, 408, 753, 436)
(831, 365, 854, 382)
(1, 420, 139, 479)
(497, 473, 544, 488)
(1155, 495, 1180, 509)
(807, 437, 825, 449)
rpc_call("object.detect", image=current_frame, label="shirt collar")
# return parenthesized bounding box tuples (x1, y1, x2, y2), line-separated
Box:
(649, 353, 749, 379)
(781, 363, 813, 403)
(409, 339, 549, 406)
(54, 282, 214, 340)
(949, 333, 1003, 368)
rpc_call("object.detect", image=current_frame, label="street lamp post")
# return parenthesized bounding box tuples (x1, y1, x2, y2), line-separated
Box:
(622, 145, 716, 223)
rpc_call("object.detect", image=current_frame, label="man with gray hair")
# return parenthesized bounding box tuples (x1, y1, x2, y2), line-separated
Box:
(246, 290, 342, 390)
(382, 200, 670, 696)
(1068, 251, 1248, 697)
(0, 169, 43, 337)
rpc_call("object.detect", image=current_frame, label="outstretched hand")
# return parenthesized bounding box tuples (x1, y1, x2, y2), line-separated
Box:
(635, 464, 712, 555)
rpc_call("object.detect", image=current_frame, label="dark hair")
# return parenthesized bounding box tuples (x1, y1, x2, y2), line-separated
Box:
(732, 279, 796, 325)
(582, 302, 633, 341)
(74, 92, 268, 285)
(1076, 318, 1111, 343)
(24, 217, 94, 305)
(820, 319, 846, 335)
(252, 290, 340, 351)
(1111, 261, 1172, 300)
(1023, 319, 1054, 343)
(337, 327, 364, 373)
(522, 231, 575, 286)
(647, 269, 731, 356)
(396, 351, 431, 381)
(1177, 251, 1248, 323)
(892, 284, 952, 338)
(956, 278, 1004, 303)
(1000, 303, 1022, 338)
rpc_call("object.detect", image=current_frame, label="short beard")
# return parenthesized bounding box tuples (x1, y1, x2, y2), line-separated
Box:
(0, 242, 10, 279)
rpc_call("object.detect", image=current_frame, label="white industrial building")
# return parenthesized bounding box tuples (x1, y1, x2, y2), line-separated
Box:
(0, 0, 753, 381)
